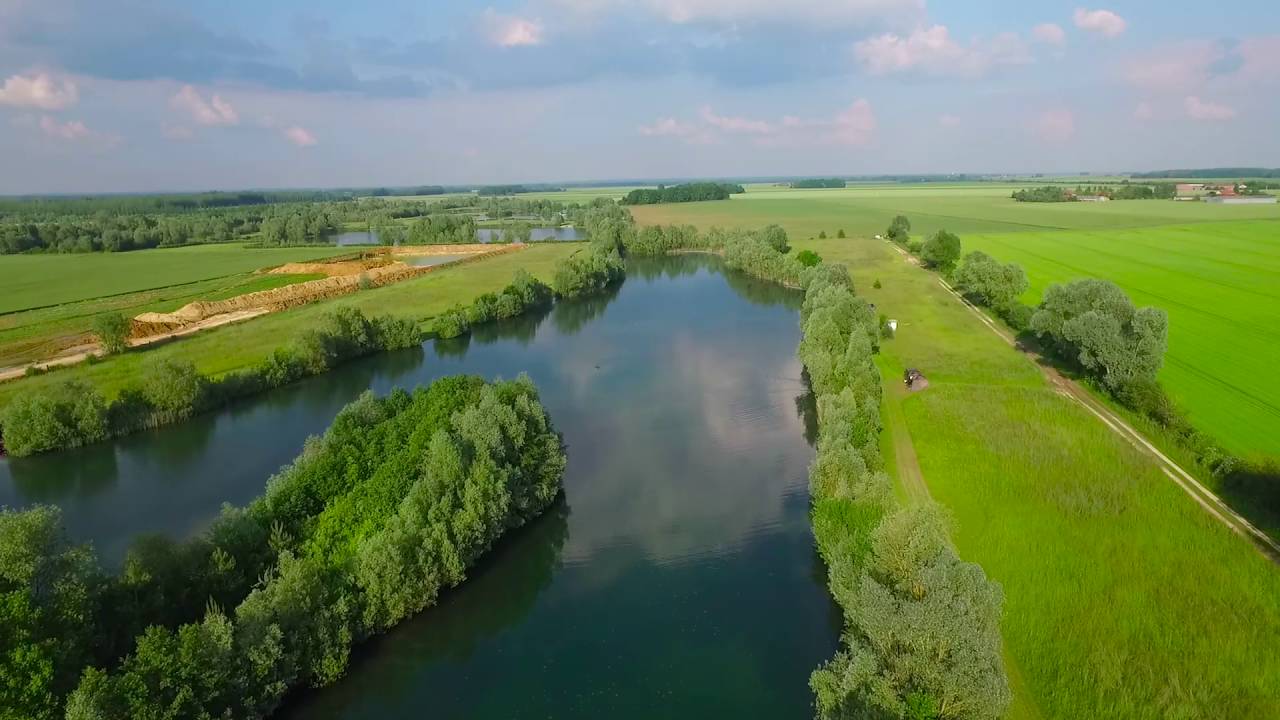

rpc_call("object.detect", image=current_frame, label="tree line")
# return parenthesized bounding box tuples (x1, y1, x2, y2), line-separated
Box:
(620, 182, 745, 205)
(1011, 183, 1177, 202)
(790, 179, 846, 189)
(1, 373, 566, 719)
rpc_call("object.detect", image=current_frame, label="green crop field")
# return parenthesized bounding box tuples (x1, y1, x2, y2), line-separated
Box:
(0, 243, 350, 315)
(963, 221, 1280, 461)
(631, 200, 1280, 719)
(631, 184, 1280, 238)
(0, 243, 581, 407)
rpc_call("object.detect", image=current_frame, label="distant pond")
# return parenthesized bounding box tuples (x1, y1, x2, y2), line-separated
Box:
(333, 226, 586, 246)
(0, 255, 836, 719)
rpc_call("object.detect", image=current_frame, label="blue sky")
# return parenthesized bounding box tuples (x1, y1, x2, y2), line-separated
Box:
(1, 0, 1277, 193)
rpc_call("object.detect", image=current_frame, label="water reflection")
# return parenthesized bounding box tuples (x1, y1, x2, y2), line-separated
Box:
(0, 256, 837, 718)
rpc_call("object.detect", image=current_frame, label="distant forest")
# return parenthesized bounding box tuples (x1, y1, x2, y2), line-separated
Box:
(790, 179, 846, 189)
(620, 182, 746, 205)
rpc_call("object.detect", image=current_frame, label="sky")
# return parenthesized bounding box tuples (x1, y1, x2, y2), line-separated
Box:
(0, 0, 1278, 193)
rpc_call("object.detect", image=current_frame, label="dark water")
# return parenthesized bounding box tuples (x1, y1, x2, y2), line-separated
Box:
(475, 226, 586, 242)
(0, 256, 837, 718)
(334, 227, 586, 246)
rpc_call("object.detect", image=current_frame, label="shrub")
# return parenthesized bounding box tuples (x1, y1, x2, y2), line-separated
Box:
(920, 230, 962, 272)
(796, 250, 822, 268)
(995, 301, 1034, 332)
(873, 279, 882, 289)
(885, 215, 910, 245)
(431, 306, 470, 339)
(953, 251, 1028, 307)
(93, 313, 131, 355)
(0, 380, 109, 456)
(371, 316, 421, 350)
(141, 358, 205, 417)
(818, 231, 827, 239)
(837, 229, 847, 238)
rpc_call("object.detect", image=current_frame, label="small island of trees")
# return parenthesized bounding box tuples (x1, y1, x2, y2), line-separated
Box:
(620, 182, 745, 205)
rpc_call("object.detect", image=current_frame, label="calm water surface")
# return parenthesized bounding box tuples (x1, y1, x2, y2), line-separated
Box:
(0, 256, 837, 718)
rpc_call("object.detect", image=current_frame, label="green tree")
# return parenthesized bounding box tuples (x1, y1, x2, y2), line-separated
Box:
(91, 314, 130, 355)
(142, 358, 204, 415)
(920, 230, 961, 272)
(952, 251, 1028, 307)
(885, 215, 911, 245)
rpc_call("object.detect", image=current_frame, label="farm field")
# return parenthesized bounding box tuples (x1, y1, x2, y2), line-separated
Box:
(632, 202, 1280, 719)
(0, 242, 350, 315)
(0, 271, 324, 368)
(964, 221, 1280, 460)
(630, 184, 1280, 238)
(0, 243, 580, 407)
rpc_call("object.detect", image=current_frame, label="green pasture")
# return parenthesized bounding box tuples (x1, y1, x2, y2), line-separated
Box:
(0, 243, 580, 407)
(631, 184, 1280, 238)
(964, 220, 1280, 460)
(0, 243, 349, 315)
(804, 235, 1280, 720)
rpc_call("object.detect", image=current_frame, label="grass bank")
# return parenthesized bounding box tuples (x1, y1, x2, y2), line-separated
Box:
(0, 244, 580, 409)
(799, 235, 1280, 719)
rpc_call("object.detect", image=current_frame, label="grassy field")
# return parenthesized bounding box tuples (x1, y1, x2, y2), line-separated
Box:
(0, 243, 581, 407)
(0, 272, 325, 368)
(963, 221, 1280, 461)
(631, 184, 1280, 238)
(0, 243, 350, 315)
(633, 201, 1280, 719)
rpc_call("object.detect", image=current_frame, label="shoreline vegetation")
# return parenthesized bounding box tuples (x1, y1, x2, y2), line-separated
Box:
(0, 230, 622, 457)
(618, 212, 1012, 717)
(3, 374, 567, 719)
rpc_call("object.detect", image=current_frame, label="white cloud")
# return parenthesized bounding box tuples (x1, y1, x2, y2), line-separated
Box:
(1234, 35, 1280, 85)
(1124, 40, 1223, 93)
(641, 99, 876, 147)
(938, 113, 962, 127)
(170, 85, 239, 126)
(1034, 109, 1075, 143)
(283, 126, 318, 146)
(699, 105, 773, 134)
(39, 115, 89, 140)
(1032, 23, 1066, 46)
(482, 9, 544, 47)
(1184, 96, 1235, 121)
(0, 72, 79, 110)
(644, 0, 923, 28)
(1073, 8, 1126, 38)
(854, 25, 1030, 78)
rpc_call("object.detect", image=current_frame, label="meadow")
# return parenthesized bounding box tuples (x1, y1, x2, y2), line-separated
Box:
(631, 197, 1280, 719)
(0, 243, 580, 407)
(812, 235, 1280, 719)
(962, 220, 1280, 460)
(0, 243, 349, 315)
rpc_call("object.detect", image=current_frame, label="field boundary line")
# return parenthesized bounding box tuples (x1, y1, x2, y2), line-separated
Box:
(884, 239, 1280, 560)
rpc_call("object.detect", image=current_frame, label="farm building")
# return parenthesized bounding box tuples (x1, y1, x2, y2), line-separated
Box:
(1077, 195, 1110, 202)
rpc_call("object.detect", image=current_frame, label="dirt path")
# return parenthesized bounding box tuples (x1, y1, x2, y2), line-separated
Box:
(882, 379, 932, 504)
(885, 240, 1280, 559)
(0, 309, 269, 383)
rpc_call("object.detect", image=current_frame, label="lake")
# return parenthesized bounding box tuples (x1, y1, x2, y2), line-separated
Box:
(0, 255, 837, 718)
(333, 227, 586, 246)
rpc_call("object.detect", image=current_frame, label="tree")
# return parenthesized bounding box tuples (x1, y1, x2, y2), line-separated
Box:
(92, 314, 130, 355)
(761, 224, 789, 253)
(796, 250, 822, 268)
(952, 251, 1028, 308)
(1030, 279, 1168, 390)
(141, 358, 204, 415)
(885, 215, 911, 245)
(920, 230, 961, 272)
